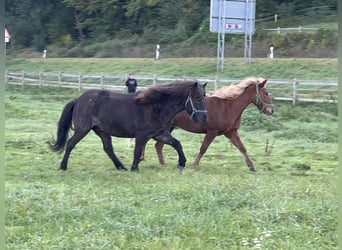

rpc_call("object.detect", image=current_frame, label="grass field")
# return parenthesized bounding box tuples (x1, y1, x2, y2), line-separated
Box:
(5, 58, 338, 249)
(5, 83, 337, 249)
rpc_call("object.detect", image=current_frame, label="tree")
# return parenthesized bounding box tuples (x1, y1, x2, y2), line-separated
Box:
(5, 0, 74, 49)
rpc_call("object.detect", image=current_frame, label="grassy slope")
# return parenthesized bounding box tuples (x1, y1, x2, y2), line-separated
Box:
(5, 59, 338, 249)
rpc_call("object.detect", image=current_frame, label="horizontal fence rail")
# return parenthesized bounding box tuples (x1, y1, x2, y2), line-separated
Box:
(5, 70, 338, 105)
(262, 27, 338, 34)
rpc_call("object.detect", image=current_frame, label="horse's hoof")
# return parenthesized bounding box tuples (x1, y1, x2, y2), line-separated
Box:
(116, 165, 128, 171)
(249, 166, 256, 172)
(131, 167, 139, 172)
(177, 165, 184, 171)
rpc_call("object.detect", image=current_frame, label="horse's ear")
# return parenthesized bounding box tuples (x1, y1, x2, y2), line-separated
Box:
(259, 79, 267, 87)
(203, 82, 208, 88)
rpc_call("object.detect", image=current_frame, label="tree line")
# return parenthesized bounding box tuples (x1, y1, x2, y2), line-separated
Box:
(5, 0, 337, 56)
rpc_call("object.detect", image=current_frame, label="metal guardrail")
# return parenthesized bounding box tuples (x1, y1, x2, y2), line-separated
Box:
(262, 26, 338, 34)
(5, 70, 338, 105)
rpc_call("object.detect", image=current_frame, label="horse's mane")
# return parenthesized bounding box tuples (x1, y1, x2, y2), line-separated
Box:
(210, 77, 266, 99)
(135, 80, 197, 104)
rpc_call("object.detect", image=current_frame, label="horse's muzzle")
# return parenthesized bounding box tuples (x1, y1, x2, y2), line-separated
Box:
(264, 107, 274, 116)
(195, 112, 209, 125)
(199, 118, 209, 126)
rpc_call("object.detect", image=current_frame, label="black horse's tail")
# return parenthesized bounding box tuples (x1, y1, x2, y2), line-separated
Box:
(49, 100, 76, 153)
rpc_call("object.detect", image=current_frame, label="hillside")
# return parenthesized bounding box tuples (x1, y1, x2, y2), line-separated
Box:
(5, 0, 338, 58)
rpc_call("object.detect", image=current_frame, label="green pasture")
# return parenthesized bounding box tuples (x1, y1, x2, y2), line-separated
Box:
(5, 57, 338, 81)
(5, 84, 337, 249)
(5, 58, 338, 249)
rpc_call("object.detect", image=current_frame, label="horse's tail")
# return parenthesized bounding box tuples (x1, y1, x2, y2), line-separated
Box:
(49, 100, 76, 153)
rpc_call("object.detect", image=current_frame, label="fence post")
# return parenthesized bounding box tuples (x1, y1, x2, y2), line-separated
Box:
(5, 70, 8, 84)
(292, 78, 298, 105)
(78, 74, 82, 91)
(39, 72, 43, 87)
(21, 71, 25, 89)
(58, 72, 62, 87)
(214, 75, 218, 90)
(100, 73, 104, 89)
(153, 74, 157, 85)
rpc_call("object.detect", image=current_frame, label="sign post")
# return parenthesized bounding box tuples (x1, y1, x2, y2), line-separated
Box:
(210, 0, 256, 71)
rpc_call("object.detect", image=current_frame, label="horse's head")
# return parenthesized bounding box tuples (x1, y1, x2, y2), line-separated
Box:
(185, 82, 208, 125)
(254, 79, 274, 115)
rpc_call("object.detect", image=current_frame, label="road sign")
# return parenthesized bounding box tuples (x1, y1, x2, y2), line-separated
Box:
(210, 0, 255, 34)
(210, 0, 256, 70)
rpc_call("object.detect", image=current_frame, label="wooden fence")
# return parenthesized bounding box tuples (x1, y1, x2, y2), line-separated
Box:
(5, 70, 338, 105)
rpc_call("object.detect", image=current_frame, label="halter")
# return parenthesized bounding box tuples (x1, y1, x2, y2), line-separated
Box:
(255, 84, 274, 113)
(185, 95, 208, 120)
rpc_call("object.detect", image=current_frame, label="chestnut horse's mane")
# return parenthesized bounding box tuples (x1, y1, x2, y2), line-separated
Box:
(210, 77, 266, 100)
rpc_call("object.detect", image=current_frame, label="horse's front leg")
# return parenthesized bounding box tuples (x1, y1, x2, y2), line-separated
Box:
(131, 137, 148, 172)
(154, 133, 186, 170)
(225, 130, 255, 172)
(194, 131, 217, 166)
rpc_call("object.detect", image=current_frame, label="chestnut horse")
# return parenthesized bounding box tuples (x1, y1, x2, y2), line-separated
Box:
(150, 77, 274, 172)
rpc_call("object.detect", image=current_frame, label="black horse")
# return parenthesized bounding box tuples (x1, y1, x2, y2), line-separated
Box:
(49, 80, 208, 172)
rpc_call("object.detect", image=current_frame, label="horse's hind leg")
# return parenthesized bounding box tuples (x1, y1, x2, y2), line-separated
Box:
(93, 128, 127, 171)
(224, 130, 255, 172)
(139, 142, 146, 162)
(154, 126, 176, 165)
(60, 130, 89, 170)
(155, 141, 166, 165)
(154, 133, 186, 170)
